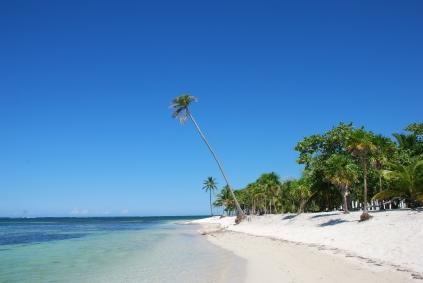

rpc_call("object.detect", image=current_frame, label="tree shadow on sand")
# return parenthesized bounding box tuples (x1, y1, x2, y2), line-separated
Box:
(319, 219, 348, 227)
(310, 213, 340, 219)
(281, 214, 298, 220)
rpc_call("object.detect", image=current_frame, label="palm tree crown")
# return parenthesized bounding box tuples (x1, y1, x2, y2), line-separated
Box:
(203, 177, 218, 193)
(171, 94, 198, 124)
(373, 159, 423, 205)
(324, 154, 359, 190)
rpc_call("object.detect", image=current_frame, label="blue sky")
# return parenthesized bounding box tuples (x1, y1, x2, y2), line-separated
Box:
(1, 0, 422, 217)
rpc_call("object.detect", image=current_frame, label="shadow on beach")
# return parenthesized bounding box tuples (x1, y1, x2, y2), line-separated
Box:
(310, 213, 340, 219)
(319, 219, 348, 227)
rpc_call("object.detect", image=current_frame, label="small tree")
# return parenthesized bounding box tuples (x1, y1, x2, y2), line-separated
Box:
(348, 128, 376, 221)
(324, 154, 359, 213)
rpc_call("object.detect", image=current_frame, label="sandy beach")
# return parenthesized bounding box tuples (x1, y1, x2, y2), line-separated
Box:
(193, 210, 423, 283)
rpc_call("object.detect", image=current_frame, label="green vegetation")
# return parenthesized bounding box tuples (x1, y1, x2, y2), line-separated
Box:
(373, 159, 423, 207)
(212, 122, 423, 221)
(170, 95, 421, 221)
(323, 154, 359, 214)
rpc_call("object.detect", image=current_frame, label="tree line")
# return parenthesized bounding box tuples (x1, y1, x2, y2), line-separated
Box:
(213, 122, 423, 221)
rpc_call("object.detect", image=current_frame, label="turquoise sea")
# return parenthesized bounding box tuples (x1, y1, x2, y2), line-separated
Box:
(0, 217, 244, 283)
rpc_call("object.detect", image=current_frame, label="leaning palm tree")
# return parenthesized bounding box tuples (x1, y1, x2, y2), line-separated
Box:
(203, 177, 218, 216)
(171, 94, 246, 223)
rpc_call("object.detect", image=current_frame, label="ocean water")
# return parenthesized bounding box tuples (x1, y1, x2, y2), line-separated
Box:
(0, 217, 244, 283)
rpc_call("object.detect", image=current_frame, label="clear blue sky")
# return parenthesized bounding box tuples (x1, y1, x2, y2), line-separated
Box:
(1, 0, 422, 217)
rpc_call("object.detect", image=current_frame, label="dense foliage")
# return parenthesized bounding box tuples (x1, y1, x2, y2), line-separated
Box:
(213, 123, 423, 217)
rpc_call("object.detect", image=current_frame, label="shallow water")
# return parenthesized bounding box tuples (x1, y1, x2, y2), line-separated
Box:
(0, 217, 244, 282)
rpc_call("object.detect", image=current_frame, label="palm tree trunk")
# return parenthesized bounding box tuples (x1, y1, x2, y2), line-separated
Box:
(187, 110, 245, 221)
(363, 162, 368, 213)
(342, 186, 349, 214)
(326, 193, 329, 211)
(378, 172, 385, 210)
(361, 161, 370, 220)
(379, 172, 383, 193)
(298, 200, 305, 214)
(209, 190, 213, 216)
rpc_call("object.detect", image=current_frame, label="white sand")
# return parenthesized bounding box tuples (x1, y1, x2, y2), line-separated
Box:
(193, 210, 423, 282)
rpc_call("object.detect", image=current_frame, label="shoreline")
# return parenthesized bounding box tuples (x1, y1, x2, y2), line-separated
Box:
(193, 211, 423, 282)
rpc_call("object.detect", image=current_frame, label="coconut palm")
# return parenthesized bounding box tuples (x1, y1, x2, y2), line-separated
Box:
(324, 154, 359, 213)
(348, 128, 376, 221)
(372, 135, 395, 193)
(291, 177, 314, 214)
(203, 177, 218, 216)
(171, 94, 245, 222)
(373, 159, 423, 207)
(257, 172, 281, 214)
(252, 184, 267, 214)
(393, 123, 423, 158)
(393, 133, 419, 152)
(214, 185, 235, 215)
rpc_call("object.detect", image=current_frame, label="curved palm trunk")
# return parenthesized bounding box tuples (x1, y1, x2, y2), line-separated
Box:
(187, 110, 246, 222)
